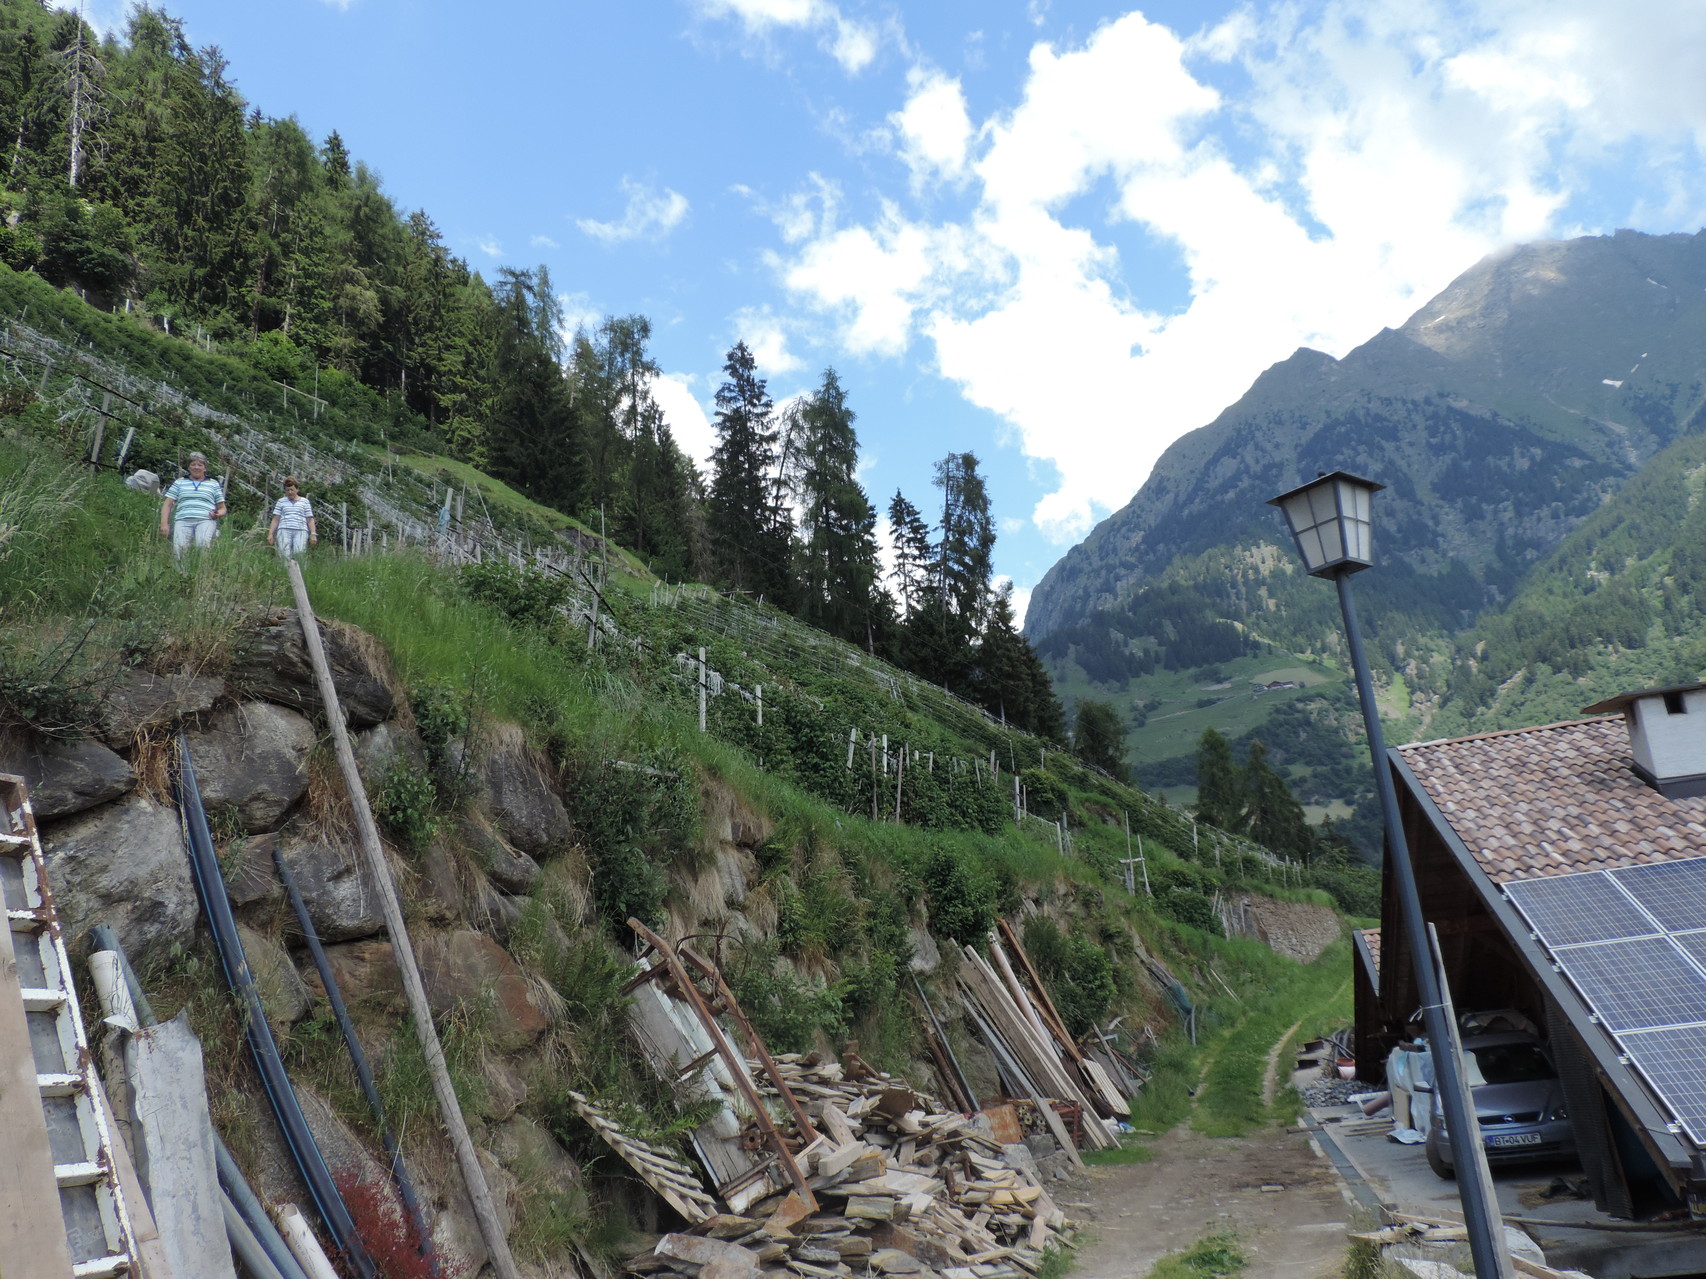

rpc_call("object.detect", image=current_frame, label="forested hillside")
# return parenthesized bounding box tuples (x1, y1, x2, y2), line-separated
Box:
(0, 0, 1063, 743)
(1027, 229, 1706, 849)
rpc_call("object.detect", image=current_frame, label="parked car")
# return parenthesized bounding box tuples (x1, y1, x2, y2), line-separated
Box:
(1423, 1031, 1576, 1178)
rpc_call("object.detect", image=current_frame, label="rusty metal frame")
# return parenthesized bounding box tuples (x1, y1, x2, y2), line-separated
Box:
(627, 918, 818, 1211)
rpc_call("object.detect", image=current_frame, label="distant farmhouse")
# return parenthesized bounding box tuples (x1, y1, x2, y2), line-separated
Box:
(1357, 683, 1706, 1222)
(1251, 679, 1300, 693)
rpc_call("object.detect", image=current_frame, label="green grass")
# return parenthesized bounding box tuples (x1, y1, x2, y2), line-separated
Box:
(1144, 1233, 1246, 1279)
(1192, 938, 1352, 1137)
(1082, 1140, 1154, 1166)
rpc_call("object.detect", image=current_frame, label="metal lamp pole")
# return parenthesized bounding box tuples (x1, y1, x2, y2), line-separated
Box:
(1270, 473, 1511, 1279)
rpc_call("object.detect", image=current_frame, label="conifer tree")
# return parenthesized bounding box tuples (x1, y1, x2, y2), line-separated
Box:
(708, 341, 790, 602)
(1073, 698, 1128, 781)
(887, 490, 932, 619)
(1195, 727, 1244, 831)
(794, 368, 885, 645)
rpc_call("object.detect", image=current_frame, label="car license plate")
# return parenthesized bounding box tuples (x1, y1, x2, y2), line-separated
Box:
(1486, 1132, 1542, 1148)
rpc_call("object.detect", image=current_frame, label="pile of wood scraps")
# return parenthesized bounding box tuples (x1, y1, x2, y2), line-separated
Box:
(627, 1052, 1076, 1279)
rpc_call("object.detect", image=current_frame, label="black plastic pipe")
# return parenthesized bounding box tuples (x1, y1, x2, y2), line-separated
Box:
(274, 846, 439, 1275)
(90, 924, 312, 1279)
(174, 739, 379, 1279)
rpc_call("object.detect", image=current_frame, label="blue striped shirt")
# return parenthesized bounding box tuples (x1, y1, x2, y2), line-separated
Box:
(164, 477, 224, 522)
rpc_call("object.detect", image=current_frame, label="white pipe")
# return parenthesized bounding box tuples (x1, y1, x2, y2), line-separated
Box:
(275, 1204, 342, 1279)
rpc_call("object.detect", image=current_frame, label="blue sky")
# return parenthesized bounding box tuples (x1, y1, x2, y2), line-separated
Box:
(68, 0, 1706, 623)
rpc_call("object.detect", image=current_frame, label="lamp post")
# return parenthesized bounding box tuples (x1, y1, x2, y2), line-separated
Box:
(1268, 472, 1511, 1279)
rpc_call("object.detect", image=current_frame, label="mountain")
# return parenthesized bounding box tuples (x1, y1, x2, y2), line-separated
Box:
(1026, 229, 1706, 836)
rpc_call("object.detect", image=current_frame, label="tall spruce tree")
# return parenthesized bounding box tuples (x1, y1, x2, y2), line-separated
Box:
(887, 489, 932, 620)
(794, 368, 885, 644)
(708, 341, 790, 602)
(1195, 728, 1245, 831)
(1073, 698, 1128, 781)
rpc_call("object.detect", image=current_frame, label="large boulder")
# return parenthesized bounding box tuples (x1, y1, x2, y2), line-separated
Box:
(480, 726, 569, 860)
(304, 939, 402, 1008)
(0, 732, 133, 821)
(236, 923, 311, 1030)
(417, 929, 549, 1050)
(276, 833, 385, 942)
(97, 671, 223, 747)
(352, 721, 426, 787)
(222, 832, 283, 909)
(455, 815, 541, 896)
(42, 793, 198, 962)
(183, 703, 315, 833)
(230, 610, 395, 730)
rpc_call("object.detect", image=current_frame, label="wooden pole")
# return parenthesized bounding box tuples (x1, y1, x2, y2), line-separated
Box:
(893, 744, 904, 822)
(698, 648, 708, 732)
(285, 562, 522, 1279)
(756, 684, 763, 729)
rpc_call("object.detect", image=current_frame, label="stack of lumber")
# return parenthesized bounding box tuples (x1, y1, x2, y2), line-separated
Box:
(625, 1055, 1076, 1279)
(956, 944, 1118, 1153)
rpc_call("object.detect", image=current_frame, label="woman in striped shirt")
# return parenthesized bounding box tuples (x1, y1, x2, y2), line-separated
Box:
(267, 477, 318, 559)
(159, 452, 227, 561)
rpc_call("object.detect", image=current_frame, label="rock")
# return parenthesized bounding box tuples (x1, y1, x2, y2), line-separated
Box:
(456, 815, 542, 895)
(658, 1234, 761, 1271)
(472, 884, 524, 945)
(481, 1056, 529, 1122)
(97, 671, 222, 747)
(237, 923, 311, 1029)
(277, 833, 384, 941)
(42, 793, 198, 962)
(222, 832, 282, 908)
(0, 732, 134, 821)
(230, 611, 395, 729)
(352, 721, 426, 788)
(480, 727, 570, 860)
(305, 939, 402, 1008)
(417, 929, 548, 1050)
(414, 836, 468, 922)
(999, 1142, 1040, 1183)
(489, 1114, 584, 1209)
(907, 926, 941, 975)
(183, 703, 315, 834)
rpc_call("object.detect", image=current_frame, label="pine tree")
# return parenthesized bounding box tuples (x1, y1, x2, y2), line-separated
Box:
(707, 341, 790, 602)
(887, 489, 932, 619)
(1195, 728, 1245, 831)
(1244, 739, 1312, 860)
(794, 368, 884, 644)
(932, 452, 996, 634)
(1073, 698, 1128, 781)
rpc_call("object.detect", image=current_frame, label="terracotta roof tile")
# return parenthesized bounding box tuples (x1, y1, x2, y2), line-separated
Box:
(1398, 716, 1706, 883)
(1357, 927, 1380, 979)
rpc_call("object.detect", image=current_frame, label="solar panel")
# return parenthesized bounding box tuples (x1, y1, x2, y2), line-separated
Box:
(1607, 860, 1706, 934)
(1618, 1024, 1706, 1146)
(1505, 872, 1657, 946)
(1551, 937, 1706, 1032)
(1669, 930, 1706, 972)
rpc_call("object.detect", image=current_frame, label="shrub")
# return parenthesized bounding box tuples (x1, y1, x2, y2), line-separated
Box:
(372, 760, 438, 850)
(725, 940, 846, 1053)
(1023, 916, 1117, 1037)
(459, 560, 571, 629)
(921, 848, 995, 946)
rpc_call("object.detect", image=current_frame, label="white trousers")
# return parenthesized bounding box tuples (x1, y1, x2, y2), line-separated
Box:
(172, 518, 218, 559)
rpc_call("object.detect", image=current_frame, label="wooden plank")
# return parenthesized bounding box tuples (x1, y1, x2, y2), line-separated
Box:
(0, 892, 77, 1278)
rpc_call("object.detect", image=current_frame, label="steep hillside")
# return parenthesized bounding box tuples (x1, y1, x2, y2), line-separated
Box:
(0, 280, 1367, 1275)
(1026, 229, 1706, 828)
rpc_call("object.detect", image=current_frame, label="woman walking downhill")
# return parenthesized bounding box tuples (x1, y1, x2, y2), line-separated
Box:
(267, 477, 318, 559)
(159, 451, 227, 561)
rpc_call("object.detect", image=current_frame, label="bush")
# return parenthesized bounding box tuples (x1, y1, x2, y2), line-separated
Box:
(372, 760, 438, 850)
(921, 848, 995, 945)
(459, 560, 571, 629)
(1023, 916, 1117, 1037)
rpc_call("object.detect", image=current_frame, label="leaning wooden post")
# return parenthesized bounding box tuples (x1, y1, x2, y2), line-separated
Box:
(285, 561, 522, 1279)
(756, 684, 763, 729)
(698, 648, 708, 732)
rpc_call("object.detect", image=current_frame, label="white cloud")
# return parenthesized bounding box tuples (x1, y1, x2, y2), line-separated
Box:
(892, 68, 975, 185)
(556, 292, 602, 346)
(530, 234, 559, 249)
(652, 373, 717, 472)
(772, 1, 1706, 545)
(694, 0, 882, 73)
(730, 307, 804, 375)
(578, 180, 690, 245)
(476, 236, 503, 257)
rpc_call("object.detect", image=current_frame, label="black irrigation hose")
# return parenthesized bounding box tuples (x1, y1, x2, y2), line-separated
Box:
(274, 847, 440, 1277)
(175, 737, 379, 1279)
(89, 924, 312, 1279)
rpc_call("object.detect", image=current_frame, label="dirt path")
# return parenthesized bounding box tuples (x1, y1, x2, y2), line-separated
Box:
(1062, 1123, 1352, 1279)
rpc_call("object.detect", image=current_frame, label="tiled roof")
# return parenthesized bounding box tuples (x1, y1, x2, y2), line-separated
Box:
(1356, 927, 1380, 979)
(1398, 716, 1706, 883)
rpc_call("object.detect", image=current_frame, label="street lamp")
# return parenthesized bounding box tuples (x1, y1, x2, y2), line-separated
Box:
(1269, 472, 1512, 1279)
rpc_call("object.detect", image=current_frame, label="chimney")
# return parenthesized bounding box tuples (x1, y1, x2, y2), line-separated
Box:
(1583, 683, 1706, 798)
